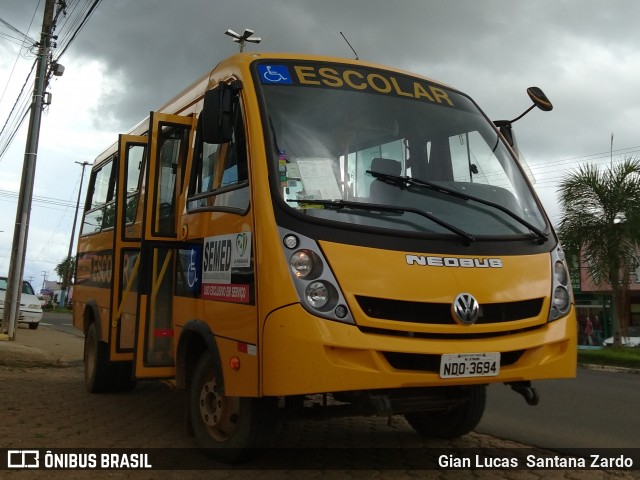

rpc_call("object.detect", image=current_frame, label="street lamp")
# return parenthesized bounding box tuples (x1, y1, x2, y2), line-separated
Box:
(225, 28, 261, 52)
(59, 161, 89, 307)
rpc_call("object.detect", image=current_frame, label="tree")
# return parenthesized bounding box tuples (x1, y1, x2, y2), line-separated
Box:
(55, 255, 76, 290)
(557, 157, 640, 347)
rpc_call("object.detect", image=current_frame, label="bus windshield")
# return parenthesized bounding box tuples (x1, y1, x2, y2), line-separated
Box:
(257, 61, 548, 239)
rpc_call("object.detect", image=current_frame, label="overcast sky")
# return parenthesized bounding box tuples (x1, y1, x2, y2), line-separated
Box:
(1, 0, 640, 286)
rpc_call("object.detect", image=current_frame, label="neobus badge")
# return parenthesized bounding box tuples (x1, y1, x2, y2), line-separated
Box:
(406, 254, 503, 268)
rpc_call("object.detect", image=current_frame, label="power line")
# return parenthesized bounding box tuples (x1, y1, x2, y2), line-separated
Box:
(0, 58, 37, 160)
(53, 0, 103, 61)
(0, 187, 80, 209)
(0, 1, 41, 107)
(0, 0, 105, 161)
(0, 17, 37, 45)
(527, 149, 640, 191)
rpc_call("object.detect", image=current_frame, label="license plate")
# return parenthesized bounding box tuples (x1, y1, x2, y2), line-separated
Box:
(439, 352, 501, 378)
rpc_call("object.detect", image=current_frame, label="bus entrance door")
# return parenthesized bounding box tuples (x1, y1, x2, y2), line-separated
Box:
(134, 112, 196, 379)
(109, 134, 147, 363)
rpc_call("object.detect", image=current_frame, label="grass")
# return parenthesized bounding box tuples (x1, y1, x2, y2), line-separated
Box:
(43, 305, 72, 314)
(578, 347, 640, 370)
(51, 306, 72, 314)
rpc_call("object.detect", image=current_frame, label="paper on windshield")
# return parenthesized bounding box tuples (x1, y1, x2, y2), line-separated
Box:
(296, 158, 342, 200)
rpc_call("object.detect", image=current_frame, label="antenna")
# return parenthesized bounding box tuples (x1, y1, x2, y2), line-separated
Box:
(225, 28, 261, 52)
(340, 32, 359, 60)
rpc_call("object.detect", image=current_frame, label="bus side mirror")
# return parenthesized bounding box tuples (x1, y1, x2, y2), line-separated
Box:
(527, 86, 553, 112)
(201, 82, 240, 144)
(493, 86, 553, 150)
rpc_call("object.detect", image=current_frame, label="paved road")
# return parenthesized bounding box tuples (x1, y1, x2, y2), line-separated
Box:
(43, 312, 640, 450)
(39, 310, 82, 337)
(2, 317, 637, 479)
(479, 367, 640, 449)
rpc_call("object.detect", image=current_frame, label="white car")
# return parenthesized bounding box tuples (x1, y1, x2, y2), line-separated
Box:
(602, 326, 640, 347)
(0, 276, 43, 330)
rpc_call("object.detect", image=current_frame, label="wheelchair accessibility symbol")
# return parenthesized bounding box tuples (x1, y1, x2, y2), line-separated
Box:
(180, 245, 201, 294)
(258, 65, 292, 84)
(187, 248, 199, 289)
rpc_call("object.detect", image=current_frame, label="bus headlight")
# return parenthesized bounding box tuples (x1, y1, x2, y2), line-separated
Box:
(279, 227, 354, 325)
(552, 286, 570, 311)
(554, 260, 569, 285)
(548, 246, 573, 322)
(290, 250, 322, 279)
(305, 281, 331, 309)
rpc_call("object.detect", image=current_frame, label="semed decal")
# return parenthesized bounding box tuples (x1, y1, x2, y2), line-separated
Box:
(202, 232, 253, 303)
(406, 254, 503, 268)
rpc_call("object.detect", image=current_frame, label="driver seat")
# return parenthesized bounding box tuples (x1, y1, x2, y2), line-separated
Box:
(369, 157, 401, 203)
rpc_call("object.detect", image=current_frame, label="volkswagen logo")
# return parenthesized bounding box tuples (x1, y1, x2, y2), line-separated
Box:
(452, 293, 480, 325)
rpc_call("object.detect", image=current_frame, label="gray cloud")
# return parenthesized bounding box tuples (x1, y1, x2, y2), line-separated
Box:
(3, 0, 640, 280)
(4, 0, 640, 164)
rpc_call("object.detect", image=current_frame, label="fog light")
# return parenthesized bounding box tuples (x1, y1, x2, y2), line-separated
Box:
(335, 304, 348, 319)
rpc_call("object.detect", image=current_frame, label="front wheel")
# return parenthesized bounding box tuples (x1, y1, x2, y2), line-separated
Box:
(28, 322, 39, 330)
(190, 350, 277, 464)
(404, 385, 486, 439)
(84, 322, 115, 393)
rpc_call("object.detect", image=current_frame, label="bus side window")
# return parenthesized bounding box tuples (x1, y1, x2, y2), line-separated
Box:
(187, 96, 249, 212)
(154, 126, 190, 236)
(124, 144, 145, 226)
(81, 156, 117, 235)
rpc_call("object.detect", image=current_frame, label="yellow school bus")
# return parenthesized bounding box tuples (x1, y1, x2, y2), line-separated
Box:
(73, 52, 576, 462)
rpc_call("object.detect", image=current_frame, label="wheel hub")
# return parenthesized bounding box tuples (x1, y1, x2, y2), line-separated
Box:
(199, 379, 223, 427)
(198, 377, 240, 441)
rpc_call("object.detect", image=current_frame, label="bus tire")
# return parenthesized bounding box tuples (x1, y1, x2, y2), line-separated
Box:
(189, 350, 276, 464)
(84, 322, 116, 393)
(404, 385, 486, 439)
(113, 361, 137, 392)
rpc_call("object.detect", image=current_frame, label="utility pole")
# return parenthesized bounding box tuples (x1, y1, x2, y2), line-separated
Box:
(610, 132, 614, 168)
(59, 160, 88, 306)
(1, 0, 57, 341)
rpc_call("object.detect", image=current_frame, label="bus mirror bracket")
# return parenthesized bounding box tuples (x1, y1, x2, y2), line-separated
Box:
(495, 121, 515, 148)
(201, 81, 242, 144)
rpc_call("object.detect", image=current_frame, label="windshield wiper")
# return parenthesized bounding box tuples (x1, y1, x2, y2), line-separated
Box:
(367, 170, 548, 243)
(287, 198, 475, 245)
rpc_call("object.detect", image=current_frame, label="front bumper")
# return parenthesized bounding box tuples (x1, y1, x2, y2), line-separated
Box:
(262, 303, 576, 396)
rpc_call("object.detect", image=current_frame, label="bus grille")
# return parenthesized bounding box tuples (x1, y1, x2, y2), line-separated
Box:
(382, 350, 525, 373)
(355, 296, 544, 325)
